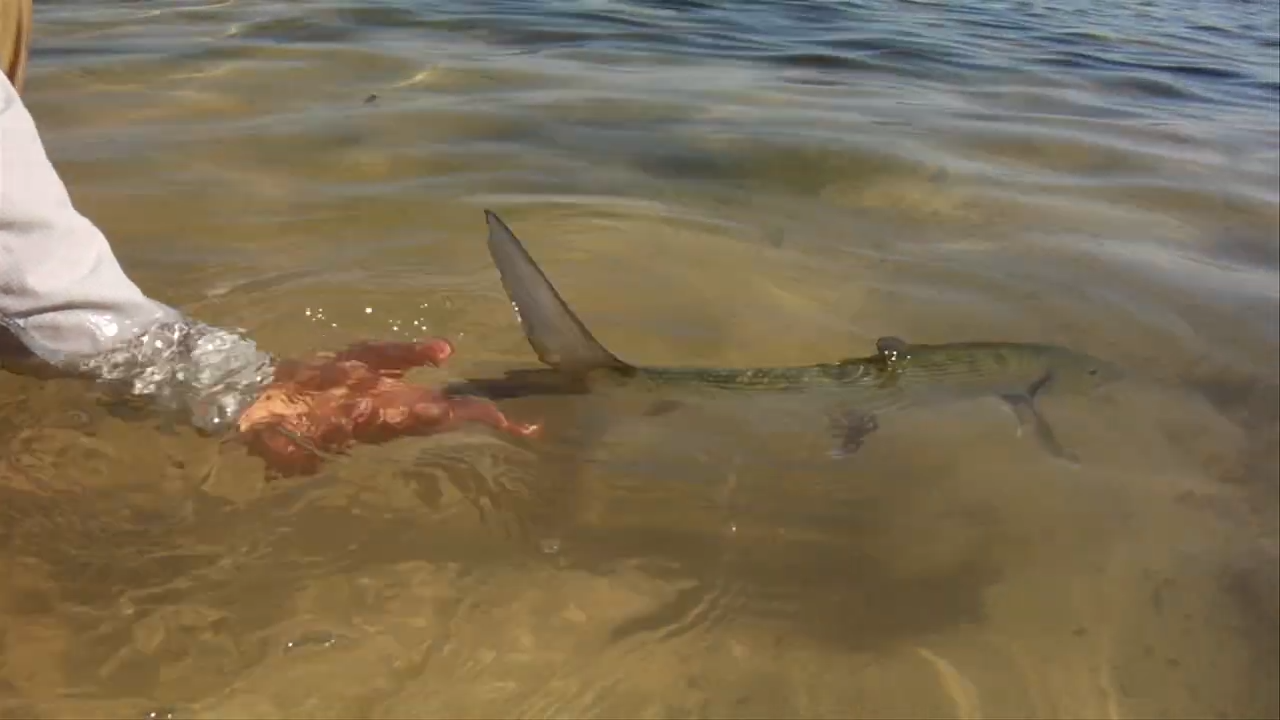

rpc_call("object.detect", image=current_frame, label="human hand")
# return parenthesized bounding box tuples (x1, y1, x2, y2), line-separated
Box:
(235, 338, 539, 477)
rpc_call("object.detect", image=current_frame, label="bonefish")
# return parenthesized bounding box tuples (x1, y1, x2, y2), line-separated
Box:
(447, 210, 1123, 460)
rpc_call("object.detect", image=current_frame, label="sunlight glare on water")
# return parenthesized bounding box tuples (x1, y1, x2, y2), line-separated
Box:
(1, 0, 1277, 717)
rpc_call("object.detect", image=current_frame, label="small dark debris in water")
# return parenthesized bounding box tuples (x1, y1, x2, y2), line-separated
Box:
(1072, 626, 1088, 637)
(283, 629, 343, 654)
(766, 227, 785, 248)
(364, 93, 378, 104)
(1166, 657, 1182, 669)
(1150, 575, 1175, 614)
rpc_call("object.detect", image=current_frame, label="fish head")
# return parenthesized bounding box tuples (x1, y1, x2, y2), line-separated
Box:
(1035, 346, 1125, 396)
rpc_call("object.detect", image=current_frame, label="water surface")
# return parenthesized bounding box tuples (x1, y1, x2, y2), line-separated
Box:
(2, 0, 1278, 717)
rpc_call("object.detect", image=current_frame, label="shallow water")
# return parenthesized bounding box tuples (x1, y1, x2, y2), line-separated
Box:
(2, 0, 1278, 717)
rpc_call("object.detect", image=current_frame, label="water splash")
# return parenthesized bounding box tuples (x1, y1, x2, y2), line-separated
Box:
(2, 312, 275, 435)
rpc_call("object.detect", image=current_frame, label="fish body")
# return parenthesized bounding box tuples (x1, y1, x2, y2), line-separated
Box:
(622, 340, 1108, 398)
(451, 210, 1123, 460)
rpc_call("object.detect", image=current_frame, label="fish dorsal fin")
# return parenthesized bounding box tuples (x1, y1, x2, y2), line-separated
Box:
(875, 336, 911, 366)
(483, 210, 630, 372)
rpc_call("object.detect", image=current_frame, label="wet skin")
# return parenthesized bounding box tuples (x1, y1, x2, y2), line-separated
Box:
(236, 338, 540, 477)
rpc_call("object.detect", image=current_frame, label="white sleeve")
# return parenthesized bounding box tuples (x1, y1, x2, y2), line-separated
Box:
(0, 66, 181, 356)
(0, 71, 274, 433)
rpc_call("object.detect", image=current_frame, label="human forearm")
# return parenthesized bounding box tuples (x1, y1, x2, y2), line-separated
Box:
(0, 1, 538, 472)
(0, 70, 274, 433)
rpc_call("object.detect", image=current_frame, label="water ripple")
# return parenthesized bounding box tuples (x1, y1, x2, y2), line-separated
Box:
(12, 0, 1279, 717)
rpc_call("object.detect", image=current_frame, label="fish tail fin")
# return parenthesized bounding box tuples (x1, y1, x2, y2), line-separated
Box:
(483, 210, 631, 372)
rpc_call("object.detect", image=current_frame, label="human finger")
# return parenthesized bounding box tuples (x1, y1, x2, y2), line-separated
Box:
(242, 422, 323, 476)
(445, 396, 541, 439)
(285, 359, 381, 393)
(331, 338, 454, 376)
(349, 385, 539, 443)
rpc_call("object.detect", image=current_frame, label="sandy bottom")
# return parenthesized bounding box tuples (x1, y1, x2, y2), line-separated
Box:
(2, 3, 1276, 717)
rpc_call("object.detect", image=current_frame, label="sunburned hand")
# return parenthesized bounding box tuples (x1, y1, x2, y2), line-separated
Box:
(235, 338, 539, 477)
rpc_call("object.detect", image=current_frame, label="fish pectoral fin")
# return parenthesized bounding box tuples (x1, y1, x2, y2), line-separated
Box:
(828, 409, 880, 459)
(643, 399, 685, 417)
(999, 394, 1080, 466)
